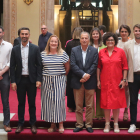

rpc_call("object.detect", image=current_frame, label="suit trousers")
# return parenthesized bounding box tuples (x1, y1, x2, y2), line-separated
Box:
(17, 76, 37, 126)
(0, 71, 10, 126)
(74, 84, 95, 128)
(129, 74, 140, 125)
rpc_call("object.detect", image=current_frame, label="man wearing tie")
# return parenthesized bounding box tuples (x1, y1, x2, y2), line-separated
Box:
(70, 32, 98, 133)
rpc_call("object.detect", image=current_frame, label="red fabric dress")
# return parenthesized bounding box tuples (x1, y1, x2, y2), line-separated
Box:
(98, 47, 128, 109)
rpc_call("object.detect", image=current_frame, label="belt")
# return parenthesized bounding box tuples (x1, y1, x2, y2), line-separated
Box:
(134, 72, 140, 75)
(22, 75, 29, 77)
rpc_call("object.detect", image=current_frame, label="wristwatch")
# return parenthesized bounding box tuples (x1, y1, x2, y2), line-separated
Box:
(123, 79, 126, 82)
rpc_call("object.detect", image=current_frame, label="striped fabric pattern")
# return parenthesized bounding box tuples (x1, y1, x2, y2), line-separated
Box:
(41, 75, 66, 123)
(41, 51, 69, 75)
(41, 51, 69, 123)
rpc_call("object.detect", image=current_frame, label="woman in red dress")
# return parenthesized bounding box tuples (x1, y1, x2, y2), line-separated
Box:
(97, 32, 128, 133)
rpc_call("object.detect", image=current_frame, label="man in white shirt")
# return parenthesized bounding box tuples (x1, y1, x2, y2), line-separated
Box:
(0, 26, 13, 132)
(124, 24, 140, 133)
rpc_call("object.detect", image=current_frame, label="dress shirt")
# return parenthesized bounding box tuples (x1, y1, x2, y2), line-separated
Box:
(0, 40, 12, 70)
(81, 46, 88, 77)
(133, 40, 140, 72)
(21, 42, 29, 75)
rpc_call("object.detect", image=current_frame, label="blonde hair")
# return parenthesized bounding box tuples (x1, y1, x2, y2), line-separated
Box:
(44, 35, 64, 55)
(72, 27, 83, 39)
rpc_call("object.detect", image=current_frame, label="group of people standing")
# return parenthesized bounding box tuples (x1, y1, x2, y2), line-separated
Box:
(65, 24, 140, 133)
(0, 23, 140, 134)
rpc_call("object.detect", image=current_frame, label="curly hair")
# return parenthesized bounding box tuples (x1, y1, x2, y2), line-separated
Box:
(103, 32, 118, 46)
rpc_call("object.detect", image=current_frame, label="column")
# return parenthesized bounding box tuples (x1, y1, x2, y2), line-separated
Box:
(3, 0, 10, 42)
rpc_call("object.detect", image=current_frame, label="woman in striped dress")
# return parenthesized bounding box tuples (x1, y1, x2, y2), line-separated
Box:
(41, 35, 70, 133)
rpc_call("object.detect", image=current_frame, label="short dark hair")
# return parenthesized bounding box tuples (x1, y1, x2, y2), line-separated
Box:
(119, 24, 131, 36)
(18, 28, 21, 36)
(98, 25, 106, 33)
(20, 27, 30, 33)
(103, 32, 118, 46)
(0, 26, 4, 32)
(133, 24, 140, 30)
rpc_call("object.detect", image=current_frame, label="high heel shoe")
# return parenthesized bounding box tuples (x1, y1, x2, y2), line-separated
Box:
(48, 123, 57, 133)
(114, 123, 120, 133)
(103, 122, 110, 133)
(59, 123, 64, 134)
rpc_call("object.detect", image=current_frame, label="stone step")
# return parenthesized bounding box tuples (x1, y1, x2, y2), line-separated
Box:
(0, 113, 15, 129)
(0, 113, 15, 140)
(0, 129, 7, 140)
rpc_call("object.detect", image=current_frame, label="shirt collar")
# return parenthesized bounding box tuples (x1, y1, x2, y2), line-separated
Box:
(21, 42, 29, 48)
(0, 40, 5, 45)
(134, 39, 140, 45)
(81, 45, 89, 52)
(104, 46, 117, 52)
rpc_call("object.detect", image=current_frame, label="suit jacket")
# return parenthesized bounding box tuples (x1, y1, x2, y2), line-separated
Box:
(70, 45, 98, 89)
(10, 43, 42, 84)
(124, 39, 135, 82)
(13, 37, 21, 47)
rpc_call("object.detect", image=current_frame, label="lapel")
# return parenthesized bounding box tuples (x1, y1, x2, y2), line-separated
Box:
(129, 39, 135, 60)
(17, 45, 22, 64)
(78, 46, 83, 64)
(28, 43, 32, 64)
(85, 46, 91, 67)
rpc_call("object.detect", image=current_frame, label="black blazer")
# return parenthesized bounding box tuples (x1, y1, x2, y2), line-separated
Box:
(13, 37, 21, 47)
(70, 45, 98, 89)
(10, 43, 42, 84)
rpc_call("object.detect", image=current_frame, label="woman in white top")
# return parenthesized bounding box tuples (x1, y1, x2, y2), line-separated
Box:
(117, 24, 131, 121)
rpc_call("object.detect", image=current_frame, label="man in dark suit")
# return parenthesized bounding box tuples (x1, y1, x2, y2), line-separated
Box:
(70, 32, 98, 133)
(13, 28, 21, 47)
(10, 27, 42, 134)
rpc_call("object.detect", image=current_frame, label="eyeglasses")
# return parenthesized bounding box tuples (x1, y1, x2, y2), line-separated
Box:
(106, 39, 114, 42)
(41, 28, 46, 30)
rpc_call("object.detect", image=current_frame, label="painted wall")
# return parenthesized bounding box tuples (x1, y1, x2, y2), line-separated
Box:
(133, 1, 140, 26)
(17, 0, 40, 45)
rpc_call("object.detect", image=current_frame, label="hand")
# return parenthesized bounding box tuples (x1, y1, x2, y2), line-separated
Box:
(119, 80, 125, 89)
(0, 76, 3, 80)
(83, 73, 90, 81)
(97, 80, 101, 89)
(11, 83, 17, 91)
(0, 71, 4, 76)
(36, 81, 41, 88)
(80, 78, 86, 83)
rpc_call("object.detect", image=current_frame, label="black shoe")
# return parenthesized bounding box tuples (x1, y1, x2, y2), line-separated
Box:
(15, 126, 24, 133)
(73, 127, 83, 132)
(86, 127, 93, 133)
(31, 125, 37, 134)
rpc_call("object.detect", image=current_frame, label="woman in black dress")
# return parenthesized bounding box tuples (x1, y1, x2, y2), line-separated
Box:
(65, 27, 83, 112)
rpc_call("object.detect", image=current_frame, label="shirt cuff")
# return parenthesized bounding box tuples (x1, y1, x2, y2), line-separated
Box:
(82, 73, 86, 78)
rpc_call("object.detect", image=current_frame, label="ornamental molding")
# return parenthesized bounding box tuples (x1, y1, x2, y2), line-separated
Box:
(24, 0, 33, 5)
